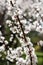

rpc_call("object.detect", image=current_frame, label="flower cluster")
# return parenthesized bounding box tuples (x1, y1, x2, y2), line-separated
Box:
(1, 0, 43, 65)
(6, 41, 37, 65)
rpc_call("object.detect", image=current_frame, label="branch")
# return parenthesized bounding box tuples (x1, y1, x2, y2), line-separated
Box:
(17, 15, 27, 42)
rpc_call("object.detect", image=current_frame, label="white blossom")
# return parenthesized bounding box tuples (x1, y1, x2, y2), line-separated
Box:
(0, 44, 5, 52)
(37, 40, 43, 46)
